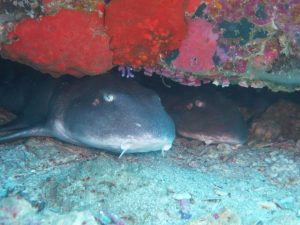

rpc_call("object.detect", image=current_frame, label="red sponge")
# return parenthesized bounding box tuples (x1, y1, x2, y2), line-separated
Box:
(1, 9, 113, 77)
(105, 0, 188, 68)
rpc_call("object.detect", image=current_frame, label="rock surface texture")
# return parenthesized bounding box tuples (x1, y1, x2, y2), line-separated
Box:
(0, 0, 299, 91)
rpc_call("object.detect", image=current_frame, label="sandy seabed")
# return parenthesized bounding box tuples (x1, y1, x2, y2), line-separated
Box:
(0, 137, 300, 225)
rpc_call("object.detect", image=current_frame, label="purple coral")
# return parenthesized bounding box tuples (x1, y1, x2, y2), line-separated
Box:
(218, 0, 245, 22)
(244, 0, 275, 25)
(118, 65, 135, 78)
(234, 59, 248, 74)
(218, 0, 281, 26)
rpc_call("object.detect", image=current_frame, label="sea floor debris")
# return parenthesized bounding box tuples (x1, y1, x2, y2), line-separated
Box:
(0, 135, 300, 225)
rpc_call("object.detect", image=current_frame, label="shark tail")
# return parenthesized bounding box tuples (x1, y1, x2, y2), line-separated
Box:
(0, 126, 49, 143)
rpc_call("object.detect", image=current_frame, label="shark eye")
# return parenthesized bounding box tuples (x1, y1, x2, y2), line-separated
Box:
(103, 93, 114, 102)
(194, 99, 205, 108)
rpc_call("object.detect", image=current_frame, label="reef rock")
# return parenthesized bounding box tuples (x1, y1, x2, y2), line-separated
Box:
(249, 99, 300, 143)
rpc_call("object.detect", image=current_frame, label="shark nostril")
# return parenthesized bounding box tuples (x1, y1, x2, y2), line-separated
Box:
(92, 98, 101, 106)
(121, 141, 132, 150)
(186, 102, 193, 110)
(104, 93, 114, 102)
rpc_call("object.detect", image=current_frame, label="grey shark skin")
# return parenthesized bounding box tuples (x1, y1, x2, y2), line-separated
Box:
(135, 75, 248, 146)
(0, 72, 175, 156)
(164, 88, 248, 145)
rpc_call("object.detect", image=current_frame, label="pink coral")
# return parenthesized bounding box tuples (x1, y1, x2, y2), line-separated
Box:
(172, 18, 218, 73)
